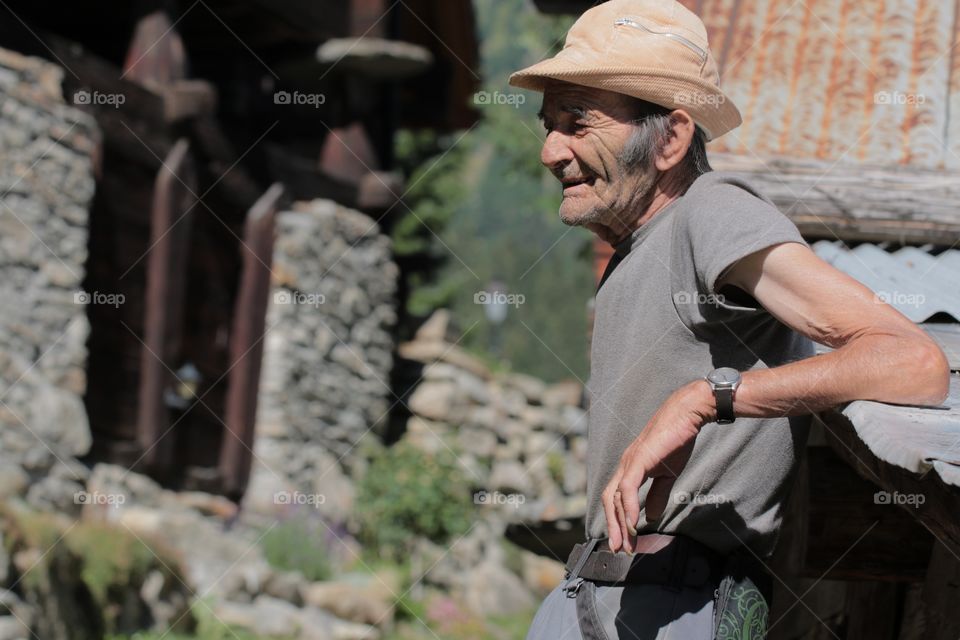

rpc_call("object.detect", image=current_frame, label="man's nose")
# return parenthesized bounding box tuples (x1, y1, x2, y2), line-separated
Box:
(541, 130, 573, 171)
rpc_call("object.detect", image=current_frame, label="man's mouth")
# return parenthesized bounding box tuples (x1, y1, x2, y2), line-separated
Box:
(561, 176, 595, 193)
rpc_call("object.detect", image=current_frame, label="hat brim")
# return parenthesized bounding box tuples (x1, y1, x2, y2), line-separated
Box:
(509, 59, 741, 141)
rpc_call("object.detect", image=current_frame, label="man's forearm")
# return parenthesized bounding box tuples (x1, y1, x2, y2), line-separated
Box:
(722, 332, 950, 420)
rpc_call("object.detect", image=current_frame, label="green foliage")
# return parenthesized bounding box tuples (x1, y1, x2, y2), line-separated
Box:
(546, 450, 566, 487)
(396, 0, 593, 382)
(355, 442, 474, 560)
(1, 502, 189, 636)
(260, 515, 332, 581)
(65, 521, 174, 611)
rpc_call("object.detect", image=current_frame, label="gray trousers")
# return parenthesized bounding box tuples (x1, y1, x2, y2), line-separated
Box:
(524, 576, 716, 640)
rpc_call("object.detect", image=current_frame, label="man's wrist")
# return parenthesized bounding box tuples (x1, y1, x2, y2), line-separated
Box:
(683, 379, 717, 427)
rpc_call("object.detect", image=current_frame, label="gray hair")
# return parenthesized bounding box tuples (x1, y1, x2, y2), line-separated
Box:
(618, 99, 712, 182)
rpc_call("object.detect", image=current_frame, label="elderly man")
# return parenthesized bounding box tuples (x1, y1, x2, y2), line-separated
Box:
(508, 0, 951, 638)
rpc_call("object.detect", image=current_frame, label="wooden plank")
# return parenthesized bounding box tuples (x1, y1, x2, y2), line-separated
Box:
(820, 403, 960, 558)
(710, 152, 960, 244)
(162, 80, 217, 122)
(122, 10, 187, 88)
(921, 542, 960, 639)
(136, 138, 195, 472)
(844, 581, 901, 640)
(219, 183, 285, 498)
(801, 447, 933, 581)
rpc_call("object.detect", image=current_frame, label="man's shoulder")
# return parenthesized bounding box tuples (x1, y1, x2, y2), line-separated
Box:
(684, 170, 773, 206)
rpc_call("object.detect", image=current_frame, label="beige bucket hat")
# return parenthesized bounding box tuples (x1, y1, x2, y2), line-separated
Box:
(509, 0, 741, 140)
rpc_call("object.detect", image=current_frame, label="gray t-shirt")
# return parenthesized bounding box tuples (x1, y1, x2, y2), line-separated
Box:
(585, 170, 814, 557)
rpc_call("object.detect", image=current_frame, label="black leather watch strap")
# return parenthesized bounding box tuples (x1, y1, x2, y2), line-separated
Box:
(715, 387, 735, 424)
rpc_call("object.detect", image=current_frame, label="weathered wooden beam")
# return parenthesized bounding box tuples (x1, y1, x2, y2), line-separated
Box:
(219, 183, 285, 498)
(820, 403, 960, 559)
(136, 138, 195, 472)
(800, 446, 933, 581)
(921, 542, 960, 639)
(162, 80, 217, 123)
(710, 152, 960, 246)
(844, 581, 901, 640)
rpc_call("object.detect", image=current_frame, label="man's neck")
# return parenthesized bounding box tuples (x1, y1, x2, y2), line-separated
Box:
(595, 170, 693, 246)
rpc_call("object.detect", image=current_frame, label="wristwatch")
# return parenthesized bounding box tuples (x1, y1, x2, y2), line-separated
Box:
(705, 367, 741, 424)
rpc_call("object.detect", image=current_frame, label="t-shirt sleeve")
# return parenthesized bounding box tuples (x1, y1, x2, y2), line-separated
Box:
(677, 174, 807, 297)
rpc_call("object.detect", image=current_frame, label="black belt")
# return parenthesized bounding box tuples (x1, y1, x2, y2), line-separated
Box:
(564, 534, 727, 589)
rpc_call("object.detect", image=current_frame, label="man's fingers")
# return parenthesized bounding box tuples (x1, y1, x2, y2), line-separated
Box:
(644, 476, 678, 521)
(602, 486, 622, 552)
(618, 476, 642, 538)
(614, 492, 633, 553)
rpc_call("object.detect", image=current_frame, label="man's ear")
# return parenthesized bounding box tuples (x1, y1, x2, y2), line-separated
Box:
(654, 109, 696, 172)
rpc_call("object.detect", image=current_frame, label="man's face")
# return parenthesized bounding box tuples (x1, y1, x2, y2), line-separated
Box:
(538, 82, 657, 237)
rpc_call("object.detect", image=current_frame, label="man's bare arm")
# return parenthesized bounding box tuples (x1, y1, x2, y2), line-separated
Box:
(717, 242, 950, 417)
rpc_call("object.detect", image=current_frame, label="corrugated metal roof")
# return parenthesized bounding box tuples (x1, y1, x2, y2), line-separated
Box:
(812, 240, 960, 323)
(690, 0, 960, 169)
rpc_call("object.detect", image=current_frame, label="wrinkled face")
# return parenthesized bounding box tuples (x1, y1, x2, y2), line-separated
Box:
(538, 82, 658, 235)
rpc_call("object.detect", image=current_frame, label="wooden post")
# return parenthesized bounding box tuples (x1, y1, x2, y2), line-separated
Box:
(219, 183, 284, 498)
(136, 138, 195, 472)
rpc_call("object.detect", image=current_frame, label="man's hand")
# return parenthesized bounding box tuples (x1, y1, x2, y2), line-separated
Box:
(602, 380, 715, 553)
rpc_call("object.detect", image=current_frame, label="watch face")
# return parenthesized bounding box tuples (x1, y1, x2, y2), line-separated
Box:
(707, 367, 740, 386)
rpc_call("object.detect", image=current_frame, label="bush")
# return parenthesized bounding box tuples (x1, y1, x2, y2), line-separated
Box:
(355, 442, 474, 560)
(260, 515, 331, 581)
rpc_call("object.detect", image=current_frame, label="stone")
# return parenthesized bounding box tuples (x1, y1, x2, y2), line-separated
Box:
(298, 605, 381, 640)
(542, 380, 583, 408)
(0, 616, 28, 640)
(504, 373, 547, 404)
(396, 340, 491, 380)
(520, 551, 566, 596)
(413, 309, 452, 343)
(407, 380, 459, 421)
(214, 596, 300, 638)
(488, 460, 533, 497)
(403, 416, 451, 455)
(264, 570, 307, 606)
(460, 560, 536, 616)
(0, 462, 28, 500)
(301, 571, 399, 629)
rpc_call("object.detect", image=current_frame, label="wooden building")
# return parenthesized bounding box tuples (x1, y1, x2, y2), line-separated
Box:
(0, 0, 479, 497)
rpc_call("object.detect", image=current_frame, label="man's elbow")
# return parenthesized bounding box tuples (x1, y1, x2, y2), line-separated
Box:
(911, 338, 951, 406)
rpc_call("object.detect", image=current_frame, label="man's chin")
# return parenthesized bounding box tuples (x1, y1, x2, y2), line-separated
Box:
(558, 201, 598, 227)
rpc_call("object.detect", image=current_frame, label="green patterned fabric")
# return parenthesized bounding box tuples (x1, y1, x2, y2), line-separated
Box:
(715, 581, 769, 640)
